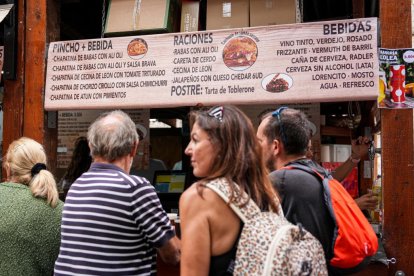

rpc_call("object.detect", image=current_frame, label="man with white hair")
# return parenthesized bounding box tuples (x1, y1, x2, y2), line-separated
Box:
(54, 110, 180, 275)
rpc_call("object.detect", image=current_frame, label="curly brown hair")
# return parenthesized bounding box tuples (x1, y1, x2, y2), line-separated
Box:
(189, 105, 279, 213)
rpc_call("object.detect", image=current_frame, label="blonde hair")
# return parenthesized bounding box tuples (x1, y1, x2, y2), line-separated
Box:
(3, 137, 59, 207)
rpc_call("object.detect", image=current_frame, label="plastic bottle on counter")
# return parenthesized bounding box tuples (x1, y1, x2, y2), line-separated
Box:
(370, 175, 382, 224)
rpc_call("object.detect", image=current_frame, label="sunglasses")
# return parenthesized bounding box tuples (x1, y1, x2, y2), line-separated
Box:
(271, 106, 288, 144)
(208, 106, 224, 122)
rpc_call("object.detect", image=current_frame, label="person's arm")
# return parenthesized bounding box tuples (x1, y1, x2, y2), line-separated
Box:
(331, 157, 358, 182)
(354, 193, 378, 211)
(157, 236, 181, 265)
(332, 136, 370, 182)
(130, 179, 180, 264)
(179, 185, 211, 276)
(330, 136, 378, 211)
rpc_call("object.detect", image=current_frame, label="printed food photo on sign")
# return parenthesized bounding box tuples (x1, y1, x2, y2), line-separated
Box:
(262, 73, 293, 93)
(405, 82, 414, 97)
(222, 36, 258, 71)
(127, 38, 148, 59)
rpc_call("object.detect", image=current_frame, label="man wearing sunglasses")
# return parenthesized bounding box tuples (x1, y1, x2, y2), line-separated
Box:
(256, 107, 335, 264)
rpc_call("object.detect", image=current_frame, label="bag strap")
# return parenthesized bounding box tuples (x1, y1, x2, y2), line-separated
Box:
(281, 162, 334, 203)
(282, 162, 330, 180)
(281, 162, 338, 228)
(205, 178, 262, 223)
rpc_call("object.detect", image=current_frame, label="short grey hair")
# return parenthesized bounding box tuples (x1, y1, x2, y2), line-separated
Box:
(87, 110, 138, 162)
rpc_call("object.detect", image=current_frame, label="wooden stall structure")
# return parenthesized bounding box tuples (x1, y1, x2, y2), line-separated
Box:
(1, 0, 413, 274)
(380, 0, 414, 273)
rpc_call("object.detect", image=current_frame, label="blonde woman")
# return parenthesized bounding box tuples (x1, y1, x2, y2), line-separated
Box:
(0, 137, 63, 275)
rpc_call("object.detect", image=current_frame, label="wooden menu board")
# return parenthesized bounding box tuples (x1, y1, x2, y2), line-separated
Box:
(45, 18, 378, 110)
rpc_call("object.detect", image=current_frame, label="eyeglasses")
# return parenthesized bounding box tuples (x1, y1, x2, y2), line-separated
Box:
(271, 106, 288, 144)
(208, 106, 224, 122)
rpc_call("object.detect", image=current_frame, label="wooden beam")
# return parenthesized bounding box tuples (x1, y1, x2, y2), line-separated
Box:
(2, 0, 25, 180)
(352, 0, 365, 19)
(24, 0, 47, 143)
(380, 0, 414, 274)
(45, 0, 60, 174)
(320, 126, 350, 137)
(2, 0, 59, 178)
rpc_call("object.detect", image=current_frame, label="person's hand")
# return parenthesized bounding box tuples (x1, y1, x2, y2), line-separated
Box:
(355, 193, 378, 211)
(351, 136, 370, 161)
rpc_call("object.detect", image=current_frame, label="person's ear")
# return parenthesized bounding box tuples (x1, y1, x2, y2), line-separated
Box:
(272, 139, 282, 156)
(130, 140, 139, 157)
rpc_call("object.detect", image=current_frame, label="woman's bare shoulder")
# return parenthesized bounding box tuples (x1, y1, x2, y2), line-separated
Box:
(180, 184, 200, 204)
(179, 182, 228, 217)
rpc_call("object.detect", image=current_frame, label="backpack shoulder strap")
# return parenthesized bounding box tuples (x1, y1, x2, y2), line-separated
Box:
(205, 178, 262, 223)
(282, 162, 337, 199)
(282, 162, 329, 180)
(281, 162, 338, 223)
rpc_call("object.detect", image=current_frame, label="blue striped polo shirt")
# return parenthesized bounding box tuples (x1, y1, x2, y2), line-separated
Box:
(54, 163, 175, 275)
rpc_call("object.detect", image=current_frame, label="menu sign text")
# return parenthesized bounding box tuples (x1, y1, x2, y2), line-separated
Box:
(45, 18, 379, 110)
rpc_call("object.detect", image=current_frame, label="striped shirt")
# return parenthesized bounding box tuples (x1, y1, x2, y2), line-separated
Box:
(54, 163, 175, 276)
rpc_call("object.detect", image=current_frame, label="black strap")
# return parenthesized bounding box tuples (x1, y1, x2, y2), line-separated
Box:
(282, 161, 337, 214)
(281, 160, 339, 257)
(283, 161, 331, 180)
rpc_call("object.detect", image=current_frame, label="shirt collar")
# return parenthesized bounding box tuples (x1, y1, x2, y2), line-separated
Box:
(90, 162, 127, 173)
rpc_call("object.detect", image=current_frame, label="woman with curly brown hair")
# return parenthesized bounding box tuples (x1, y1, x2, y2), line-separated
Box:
(179, 105, 280, 276)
